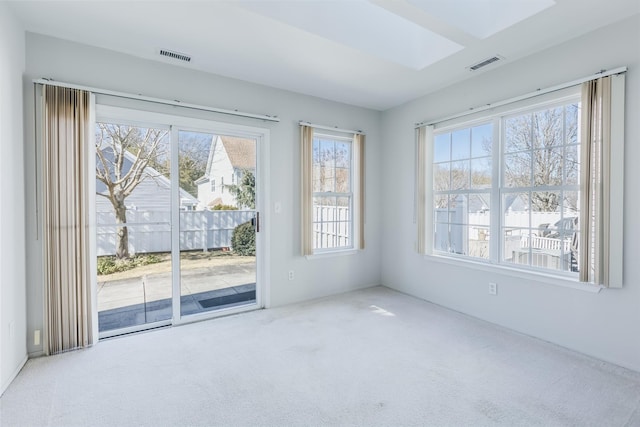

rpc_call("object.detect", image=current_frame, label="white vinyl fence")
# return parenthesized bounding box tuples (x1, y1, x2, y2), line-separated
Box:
(520, 234, 571, 252)
(313, 205, 351, 249)
(434, 206, 578, 271)
(97, 210, 255, 256)
(435, 210, 576, 247)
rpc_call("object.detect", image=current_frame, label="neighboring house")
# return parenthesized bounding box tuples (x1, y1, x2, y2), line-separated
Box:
(195, 135, 255, 209)
(96, 147, 199, 215)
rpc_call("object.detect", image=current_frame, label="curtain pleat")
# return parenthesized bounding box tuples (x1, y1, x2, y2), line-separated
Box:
(42, 85, 93, 354)
(579, 77, 612, 286)
(415, 126, 428, 254)
(354, 133, 365, 250)
(300, 125, 314, 255)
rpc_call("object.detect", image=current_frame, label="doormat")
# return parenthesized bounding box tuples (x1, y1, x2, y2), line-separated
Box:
(198, 290, 256, 309)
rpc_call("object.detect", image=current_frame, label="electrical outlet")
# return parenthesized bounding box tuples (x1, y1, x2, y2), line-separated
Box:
(489, 282, 498, 295)
(34, 329, 41, 346)
(288, 270, 295, 281)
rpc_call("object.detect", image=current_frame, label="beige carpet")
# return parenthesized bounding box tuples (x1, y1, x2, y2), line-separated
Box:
(2, 286, 639, 426)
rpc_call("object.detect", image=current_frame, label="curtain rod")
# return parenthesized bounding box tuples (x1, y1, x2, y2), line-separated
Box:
(299, 121, 364, 135)
(34, 78, 280, 123)
(415, 66, 627, 128)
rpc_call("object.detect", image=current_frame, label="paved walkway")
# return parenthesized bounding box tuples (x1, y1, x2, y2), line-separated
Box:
(97, 260, 256, 332)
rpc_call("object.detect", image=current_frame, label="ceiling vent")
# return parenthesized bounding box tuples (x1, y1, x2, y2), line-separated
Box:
(159, 49, 192, 63)
(469, 55, 503, 71)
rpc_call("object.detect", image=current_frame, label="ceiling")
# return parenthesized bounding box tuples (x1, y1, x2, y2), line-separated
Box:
(6, 0, 639, 111)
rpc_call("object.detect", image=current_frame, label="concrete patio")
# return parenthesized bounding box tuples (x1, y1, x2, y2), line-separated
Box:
(97, 257, 256, 332)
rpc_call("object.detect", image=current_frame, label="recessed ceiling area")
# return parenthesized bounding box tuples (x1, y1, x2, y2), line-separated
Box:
(407, 0, 556, 39)
(239, 0, 464, 70)
(6, 0, 639, 110)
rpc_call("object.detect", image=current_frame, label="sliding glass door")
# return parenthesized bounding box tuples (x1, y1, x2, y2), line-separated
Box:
(177, 130, 257, 317)
(95, 121, 174, 334)
(95, 107, 263, 337)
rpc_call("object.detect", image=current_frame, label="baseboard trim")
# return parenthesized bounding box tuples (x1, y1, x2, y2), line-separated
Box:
(28, 350, 45, 358)
(0, 354, 28, 397)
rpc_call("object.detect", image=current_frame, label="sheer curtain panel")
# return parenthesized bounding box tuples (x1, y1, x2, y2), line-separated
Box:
(300, 125, 314, 255)
(579, 75, 625, 287)
(42, 85, 94, 354)
(415, 126, 430, 255)
(354, 133, 366, 250)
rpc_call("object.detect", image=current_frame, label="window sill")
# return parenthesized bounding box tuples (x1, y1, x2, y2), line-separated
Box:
(306, 249, 359, 260)
(424, 253, 603, 293)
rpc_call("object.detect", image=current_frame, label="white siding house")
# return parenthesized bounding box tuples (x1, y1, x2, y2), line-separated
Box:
(96, 148, 199, 215)
(195, 135, 255, 209)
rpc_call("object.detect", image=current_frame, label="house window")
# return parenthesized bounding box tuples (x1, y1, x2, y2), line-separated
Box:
(313, 135, 353, 250)
(210, 179, 215, 192)
(431, 96, 581, 275)
(433, 123, 493, 259)
(421, 74, 626, 287)
(221, 176, 224, 193)
(301, 125, 365, 255)
(501, 103, 580, 271)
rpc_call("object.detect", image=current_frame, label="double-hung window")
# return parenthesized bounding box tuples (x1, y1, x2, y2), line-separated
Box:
(313, 135, 353, 251)
(301, 125, 365, 255)
(422, 73, 625, 286)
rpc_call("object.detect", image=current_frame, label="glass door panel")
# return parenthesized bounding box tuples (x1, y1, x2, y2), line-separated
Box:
(177, 131, 257, 316)
(95, 122, 172, 334)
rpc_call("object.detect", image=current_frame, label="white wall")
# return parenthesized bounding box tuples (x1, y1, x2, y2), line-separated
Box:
(0, 3, 27, 394)
(24, 33, 383, 355)
(381, 14, 640, 372)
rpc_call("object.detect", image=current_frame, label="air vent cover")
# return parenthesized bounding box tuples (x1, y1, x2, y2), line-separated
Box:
(159, 49, 192, 63)
(469, 55, 503, 71)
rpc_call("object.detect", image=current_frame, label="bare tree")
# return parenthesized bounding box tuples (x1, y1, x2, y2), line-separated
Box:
(313, 140, 350, 198)
(433, 131, 492, 209)
(504, 106, 578, 212)
(174, 132, 211, 198)
(96, 123, 169, 259)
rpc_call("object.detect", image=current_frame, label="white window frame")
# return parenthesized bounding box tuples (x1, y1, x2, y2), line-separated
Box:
(428, 90, 582, 279)
(311, 131, 355, 254)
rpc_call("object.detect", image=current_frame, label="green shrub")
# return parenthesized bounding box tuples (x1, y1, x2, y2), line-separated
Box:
(97, 256, 118, 275)
(231, 221, 255, 256)
(212, 204, 237, 210)
(97, 254, 163, 275)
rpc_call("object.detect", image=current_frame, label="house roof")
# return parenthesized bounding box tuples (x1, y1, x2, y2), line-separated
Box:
(199, 135, 256, 182)
(96, 146, 198, 204)
(219, 136, 255, 170)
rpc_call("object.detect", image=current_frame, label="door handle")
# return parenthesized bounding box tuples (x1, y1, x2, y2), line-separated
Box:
(251, 212, 260, 233)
